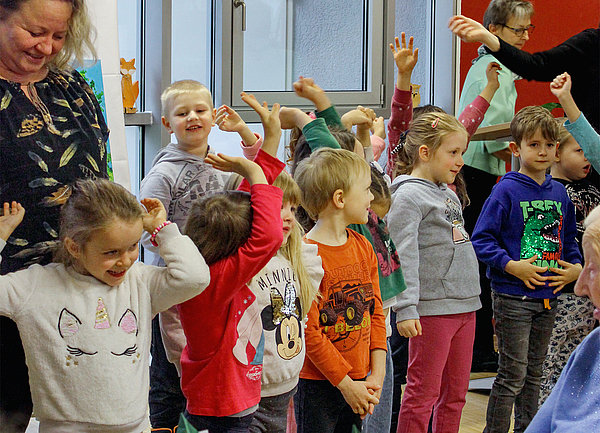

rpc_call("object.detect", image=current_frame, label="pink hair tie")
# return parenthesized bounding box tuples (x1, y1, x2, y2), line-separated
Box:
(308, 111, 317, 120)
(150, 221, 172, 247)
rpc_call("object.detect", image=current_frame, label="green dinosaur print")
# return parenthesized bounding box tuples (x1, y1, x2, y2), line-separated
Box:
(520, 200, 563, 268)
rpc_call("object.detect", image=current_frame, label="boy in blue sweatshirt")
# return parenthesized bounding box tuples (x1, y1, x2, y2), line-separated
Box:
(472, 106, 582, 433)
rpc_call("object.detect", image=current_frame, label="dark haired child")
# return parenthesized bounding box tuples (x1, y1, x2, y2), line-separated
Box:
(177, 99, 286, 432)
(472, 106, 581, 432)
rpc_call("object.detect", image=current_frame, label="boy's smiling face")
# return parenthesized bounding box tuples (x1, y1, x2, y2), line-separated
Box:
(510, 128, 557, 182)
(162, 91, 216, 154)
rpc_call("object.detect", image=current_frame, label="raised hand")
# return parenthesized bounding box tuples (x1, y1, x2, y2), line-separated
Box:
(240, 92, 282, 157)
(448, 15, 499, 51)
(140, 198, 167, 233)
(0, 201, 25, 242)
(205, 153, 267, 186)
(390, 32, 419, 74)
(293, 76, 331, 111)
(216, 105, 246, 133)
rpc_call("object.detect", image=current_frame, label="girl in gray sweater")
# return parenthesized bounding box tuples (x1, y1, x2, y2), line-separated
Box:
(386, 113, 481, 433)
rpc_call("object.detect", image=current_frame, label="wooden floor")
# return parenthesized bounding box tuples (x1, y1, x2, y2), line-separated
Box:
(458, 373, 514, 433)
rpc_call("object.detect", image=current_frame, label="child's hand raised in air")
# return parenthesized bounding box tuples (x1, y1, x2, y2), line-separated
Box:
(140, 198, 167, 233)
(341, 106, 376, 150)
(397, 318, 422, 338)
(336, 375, 380, 419)
(548, 260, 583, 293)
(504, 256, 548, 290)
(480, 62, 501, 104)
(371, 116, 386, 140)
(240, 92, 282, 157)
(278, 106, 313, 130)
(205, 153, 267, 186)
(215, 104, 258, 148)
(293, 76, 331, 112)
(0, 201, 24, 242)
(550, 72, 572, 101)
(390, 33, 419, 74)
(485, 62, 501, 91)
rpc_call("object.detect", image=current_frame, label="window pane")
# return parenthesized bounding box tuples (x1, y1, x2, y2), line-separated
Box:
(172, 0, 212, 85)
(241, 0, 368, 92)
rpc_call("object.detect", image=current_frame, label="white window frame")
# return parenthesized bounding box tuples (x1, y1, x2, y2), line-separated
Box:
(213, 0, 396, 122)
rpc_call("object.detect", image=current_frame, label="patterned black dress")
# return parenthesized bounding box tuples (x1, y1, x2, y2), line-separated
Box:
(0, 68, 108, 428)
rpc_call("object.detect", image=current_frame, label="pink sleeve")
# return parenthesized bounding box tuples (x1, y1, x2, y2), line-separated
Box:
(458, 95, 490, 138)
(370, 135, 386, 161)
(240, 133, 263, 160)
(159, 306, 186, 376)
(387, 87, 413, 178)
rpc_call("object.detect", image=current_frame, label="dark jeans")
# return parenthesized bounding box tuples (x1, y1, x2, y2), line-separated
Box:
(462, 165, 499, 360)
(484, 293, 557, 433)
(150, 316, 187, 429)
(184, 410, 255, 433)
(294, 378, 362, 433)
(0, 316, 32, 433)
(249, 387, 297, 433)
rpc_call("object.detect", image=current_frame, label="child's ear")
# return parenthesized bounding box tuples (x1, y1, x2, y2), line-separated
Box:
(332, 189, 345, 210)
(418, 145, 431, 162)
(555, 142, 561, 162)
(508, 142, 520, 156)
(162, 116, 173, 134)
(211, 107, 217, 126)
(64, 237, 82, 260)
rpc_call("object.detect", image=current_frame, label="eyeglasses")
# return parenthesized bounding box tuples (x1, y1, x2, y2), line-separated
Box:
(503, 24, 535, 37)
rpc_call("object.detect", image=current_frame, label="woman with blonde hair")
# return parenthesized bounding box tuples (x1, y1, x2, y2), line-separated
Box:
(0, 1, 109, 429)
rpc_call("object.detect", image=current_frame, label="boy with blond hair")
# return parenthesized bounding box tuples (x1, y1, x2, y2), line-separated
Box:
(293, 148, 387, 433)
(140, 80, 260, 431)
(472, 106, 582, 433)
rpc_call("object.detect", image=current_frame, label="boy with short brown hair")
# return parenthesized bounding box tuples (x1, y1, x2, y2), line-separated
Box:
(472, 106, 582, 433)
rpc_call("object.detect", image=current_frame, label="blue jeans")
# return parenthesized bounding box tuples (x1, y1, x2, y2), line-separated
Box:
(484, 292, 557, 433)
(362, 340, 393, 433)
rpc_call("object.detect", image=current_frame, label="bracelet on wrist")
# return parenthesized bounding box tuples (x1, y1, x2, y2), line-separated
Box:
(150, 221, 172, 247)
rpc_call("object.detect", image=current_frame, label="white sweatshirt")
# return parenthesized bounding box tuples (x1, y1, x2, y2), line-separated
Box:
(0, 223, 209, 432)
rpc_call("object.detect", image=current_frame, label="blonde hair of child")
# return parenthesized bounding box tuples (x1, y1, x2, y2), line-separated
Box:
(272, 171, 319, 316)
(161, 80, 213, 115)
(395, 112, 468, 176)
(510, 106, 559, 146)
(55, 179, 143, 266)
(556, 121, 574, 153)
(294, 148, 370, 221)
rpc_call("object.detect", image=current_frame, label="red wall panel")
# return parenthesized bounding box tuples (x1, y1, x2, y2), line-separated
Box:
(459, 1, 599, 112)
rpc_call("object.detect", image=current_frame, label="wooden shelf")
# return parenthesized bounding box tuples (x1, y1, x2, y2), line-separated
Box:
(124, 111, 154, 126)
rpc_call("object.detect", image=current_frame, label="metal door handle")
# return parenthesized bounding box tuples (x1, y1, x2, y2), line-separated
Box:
(233, 0, 246, 31)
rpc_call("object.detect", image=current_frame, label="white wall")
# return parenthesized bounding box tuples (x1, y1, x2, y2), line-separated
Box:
(87, 0, 131, 190)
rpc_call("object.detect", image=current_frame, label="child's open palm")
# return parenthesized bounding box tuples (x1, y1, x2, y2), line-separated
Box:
(240, 92, 282, 157)
(205, 153, 267, 186)
(0, 202, 24, 242)
(390, 33, 419, 74)
(140, 198, 167, 233)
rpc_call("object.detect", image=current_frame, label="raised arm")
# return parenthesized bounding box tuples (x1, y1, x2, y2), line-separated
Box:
(387, 32, 418, 177)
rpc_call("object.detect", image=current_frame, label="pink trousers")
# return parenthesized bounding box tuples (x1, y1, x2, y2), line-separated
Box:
(397, 312, 476, 433)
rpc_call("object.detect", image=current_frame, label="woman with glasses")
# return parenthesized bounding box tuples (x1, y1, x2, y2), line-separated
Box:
(451, 0, 535, 379)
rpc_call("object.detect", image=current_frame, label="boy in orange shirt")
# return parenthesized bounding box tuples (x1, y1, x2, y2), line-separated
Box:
(293, 148, 387, 433)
